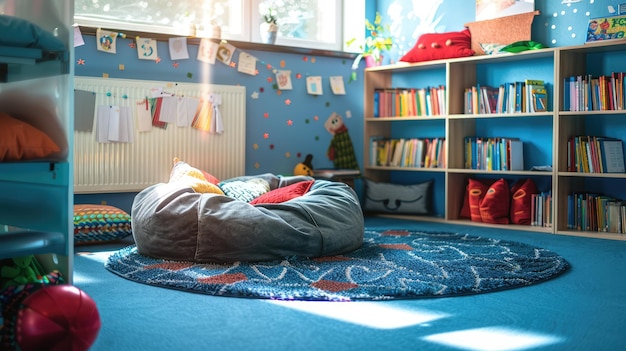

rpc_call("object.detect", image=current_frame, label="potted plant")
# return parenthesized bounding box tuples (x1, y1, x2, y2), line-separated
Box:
(260, 8, 279, 44)
(347, 12, 393, 68)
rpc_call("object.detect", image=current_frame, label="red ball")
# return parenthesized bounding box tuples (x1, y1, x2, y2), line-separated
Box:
(16, 285, 101, 351)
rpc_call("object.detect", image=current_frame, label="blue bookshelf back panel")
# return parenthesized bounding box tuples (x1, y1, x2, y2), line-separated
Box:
(586, 50, 626, 77)
(584, 114, 626, 138)
(391, 119, 446, 139)
(583, 178, 626, 201)
(391, 69, 446, 89)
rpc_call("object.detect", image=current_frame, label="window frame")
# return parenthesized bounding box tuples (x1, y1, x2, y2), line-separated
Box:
(73, 0, 362, 53)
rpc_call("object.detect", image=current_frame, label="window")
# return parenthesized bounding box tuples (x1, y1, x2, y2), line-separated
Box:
(73, 0, 363, 52)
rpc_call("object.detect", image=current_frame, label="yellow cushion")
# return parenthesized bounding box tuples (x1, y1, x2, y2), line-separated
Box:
(169, 158, 224, 194)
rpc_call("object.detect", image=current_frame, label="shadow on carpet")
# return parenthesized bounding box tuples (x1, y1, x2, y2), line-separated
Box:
(104, 229, 570, 301)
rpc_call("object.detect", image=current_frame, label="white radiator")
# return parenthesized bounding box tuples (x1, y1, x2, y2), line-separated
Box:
(74, 77, 246, 193)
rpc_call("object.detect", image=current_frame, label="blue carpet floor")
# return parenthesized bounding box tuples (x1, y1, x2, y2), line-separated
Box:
(74, 217, 626, 351)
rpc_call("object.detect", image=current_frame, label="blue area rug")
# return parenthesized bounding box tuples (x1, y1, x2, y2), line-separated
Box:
(105, 229, 570, 301)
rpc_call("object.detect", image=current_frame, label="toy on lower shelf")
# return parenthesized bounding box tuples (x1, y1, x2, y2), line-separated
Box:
(0, 271, 101, 351)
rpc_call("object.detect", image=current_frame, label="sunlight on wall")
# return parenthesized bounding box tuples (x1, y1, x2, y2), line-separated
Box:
(422, 326, 564, 351)
(267, 300, 449, 329)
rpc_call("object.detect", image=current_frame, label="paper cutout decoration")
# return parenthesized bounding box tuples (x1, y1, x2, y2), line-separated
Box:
(216, 42, 236, 65)
(74, 89, 96, 132)
(137, 37, 159, 61)
(158, 97, 178, 124)
(306, 76, 323, 95)
(192, 94, 223, 134)
(197, 38, 219, 64)
(136, 99, 152, 132)
(329, 76, 346, 95)
(237, 53, 257, 75)
(176, 96, 200, 127)
(74, 26, 85, 47)
(96, 29, 118, 54)
(96, 105, 134, 143)
(169, 37, 190, 60)
(275, 70, 293, 90)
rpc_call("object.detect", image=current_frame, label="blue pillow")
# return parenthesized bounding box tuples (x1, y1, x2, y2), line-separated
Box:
(0, 15, 66, 52)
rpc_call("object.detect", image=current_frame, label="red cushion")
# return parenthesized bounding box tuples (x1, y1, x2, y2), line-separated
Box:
(250, 180, 314, 204)
(510, 178, 538, 225)
(400, 29, 475, 63)
(468, 179, 489, 222)
(479, 178, 510, 224)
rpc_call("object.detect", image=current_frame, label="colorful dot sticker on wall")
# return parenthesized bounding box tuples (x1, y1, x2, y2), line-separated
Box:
(264, 133, 269, 139)
(269, 144, 274, 150)
(255, 162, 260, 169)
(263, 112, 269, 118)
(287, 120, 293, 126)
(285, 99, 291, 105)
(296, 73, 302, 79)
(253, 144, 259, 150)
(280, 60, 286, 68)
(285, 152, 291, 158)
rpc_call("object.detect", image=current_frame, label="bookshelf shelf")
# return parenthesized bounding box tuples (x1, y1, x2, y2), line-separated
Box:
(364, 39, 626, 240)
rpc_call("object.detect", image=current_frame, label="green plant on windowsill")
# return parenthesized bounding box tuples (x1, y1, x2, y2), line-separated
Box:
(260, 8, 279, 44)
(347, 11, 393, 68)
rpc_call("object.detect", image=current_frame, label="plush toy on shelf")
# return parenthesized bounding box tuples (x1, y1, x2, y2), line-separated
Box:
(324, 112, 359, 170)
(1, 256, 41, 289)
(293, 154, 314, 176)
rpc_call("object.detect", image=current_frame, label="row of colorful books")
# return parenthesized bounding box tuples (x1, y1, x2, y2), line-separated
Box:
(531, 191, 553, 228)
(372, 86, 446, 118)
(463, 79, 547, 114)
(567, 193, 626, 233)
(370, 137, 446, 168)
(563, 73, 626, 111)
(566, 136, 625, 173)
(464, 137, 524, 171)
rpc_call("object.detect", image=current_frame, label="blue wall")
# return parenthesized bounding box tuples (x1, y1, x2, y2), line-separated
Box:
(379, 0, 623, 64)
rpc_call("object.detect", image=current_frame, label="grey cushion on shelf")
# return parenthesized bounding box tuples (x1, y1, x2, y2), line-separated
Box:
(363, 179, 433, 215)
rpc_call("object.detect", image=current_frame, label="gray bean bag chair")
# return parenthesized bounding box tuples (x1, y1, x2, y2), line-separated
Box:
(131, 173, 364, 263)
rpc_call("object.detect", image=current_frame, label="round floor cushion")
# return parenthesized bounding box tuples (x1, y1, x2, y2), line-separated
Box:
(131, 174, 364, 263)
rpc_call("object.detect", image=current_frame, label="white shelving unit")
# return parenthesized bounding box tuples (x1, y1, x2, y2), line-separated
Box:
(0, 1, 74, 281)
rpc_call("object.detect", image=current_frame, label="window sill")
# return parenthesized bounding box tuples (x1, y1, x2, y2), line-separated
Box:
(78, 26, 356, 60)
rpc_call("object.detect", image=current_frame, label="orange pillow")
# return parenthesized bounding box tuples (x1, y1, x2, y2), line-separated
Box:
(0, 112, 60, 161)
(510, 178, 538, 225)
(400, 29, 475, 63)
(479, 178, 510, 224)
(250, 180, 314, 204)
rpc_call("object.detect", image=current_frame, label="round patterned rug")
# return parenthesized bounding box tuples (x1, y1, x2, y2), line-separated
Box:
(105, 229, 570, 301)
